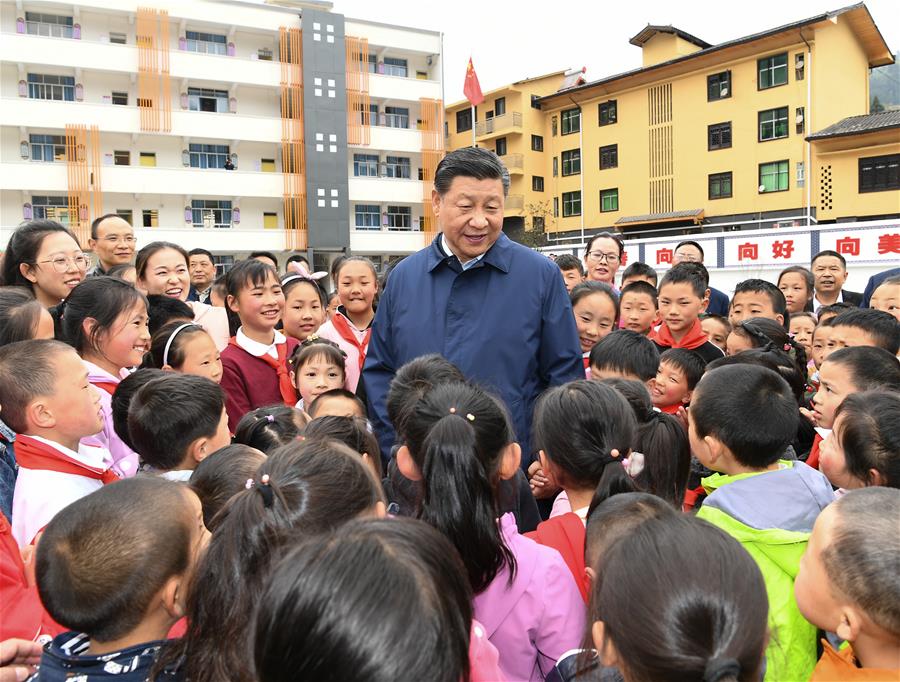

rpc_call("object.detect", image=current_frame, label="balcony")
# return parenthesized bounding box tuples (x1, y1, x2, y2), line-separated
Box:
(348, 176, 423, 204)
(475, 112, 523, 139)
(361, 125, 423, 153)
(368, 72, 441, 102)
(501, 153, 524, 173)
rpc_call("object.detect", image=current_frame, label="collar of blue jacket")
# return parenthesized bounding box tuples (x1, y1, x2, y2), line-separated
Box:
(427, 232, 513, 274)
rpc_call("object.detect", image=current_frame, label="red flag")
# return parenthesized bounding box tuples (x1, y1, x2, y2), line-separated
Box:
(463, 57, 484, 106)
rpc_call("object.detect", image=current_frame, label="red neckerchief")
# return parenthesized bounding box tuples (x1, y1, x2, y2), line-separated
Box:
(660, 403, 683, 415)
(15, 435, 118, 484)
(92, 381, 119, 396)
(330, 312, 372, 373)
(228, 337, 297, 406)
(806, 433, 823, 470)
(582, 354, 591, 370)
(649, 319, 709, 350)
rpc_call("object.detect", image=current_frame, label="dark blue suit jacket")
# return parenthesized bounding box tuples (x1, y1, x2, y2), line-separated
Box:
(862, 267, 900, 308)
(707, 286, 730, 317)
(363, 233, 583, 464)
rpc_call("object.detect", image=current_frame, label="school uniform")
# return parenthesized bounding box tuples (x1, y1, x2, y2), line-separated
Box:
(809, 641, 898, 681)
(160, 470, 193, 482)
(30, 632, 176, 681)
(84, 360, 139, 478)
(525, 508, 590, 602)
(220, 329, 299, 432)
(12, 435, 116, 547)
(0, 417, 16, 521)
(649, 319, 724, 365)
(473, 513, 585, 682)
(317, 306, 371, 393)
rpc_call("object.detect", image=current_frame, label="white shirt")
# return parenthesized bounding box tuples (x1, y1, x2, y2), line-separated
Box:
(440, 234, 486, 271)
(236, 328, 286, 361)
(160, 469, 194, 482)
(813, 290, 844, 315)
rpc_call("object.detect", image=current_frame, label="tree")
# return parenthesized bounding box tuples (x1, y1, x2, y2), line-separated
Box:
(871, 95, 885, 113)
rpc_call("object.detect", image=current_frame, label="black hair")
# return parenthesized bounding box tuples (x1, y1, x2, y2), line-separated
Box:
(585, 491, 676, 572)
(658, 262, 708, 298)
(674, 240, 704, 260)
(620, 279, 658, 306)
(817, 302, 855, 321)
(570, 281, 619, 319)
(708, 348, 809, 406)
(249, 251, 279, 270)
(36, 477, 195, 642)
(254, 518, 472, 682)
(307, 388, 367, 419)
(555, 254, 584, 276)
(59, 277, 148, 357)
(224, 258, 279, 301)
(128, 374, 226, 471)
(106, 263, 136, 280)
(812, 249, 847, 269)
(589, 329, 659, 382)
(592, 514, 768, 682)
(621, 262, 658, 286)
(157, 438, 384, 682)
(434, 146, 510, 196)
(824, 346, 900, 393)
(143, 321, 208, 370)
(146, 294, 194, 336)
(189, 444, 267, 530)
(288, 337, 347, 379)
(631, 394, 690, 508)
(534, 381, 637, 510)
(188, 248, 214, 262)
(329, 256, 346, 286)
(233, 405, 303, 454)
(387, 354, 466, 442)
(584, 231, 624, 258)
(281, 272, 327, 307)
(135, 241, 189, 281)
(659, 348, 706, 391)
(304, 415, 382, 479)
(701, 313, 732, 334)
(777, 265, 814, 299)
(111, 368, 167, 450)
(335, 255, 379, 284)
(834, 391, 900, 489)
(691, 364, 798, 468)
(285, 253, 309, 267)
(90, 213, 128, 240)
(0, 287, 44, 346)
(401, 381, 516, 594)
(0, 220, 81, 290)
(831, 308, 900, 355)
(0, 339, 73, 434)
(733, 279, 790, 328)
(729, 317, 808, 375)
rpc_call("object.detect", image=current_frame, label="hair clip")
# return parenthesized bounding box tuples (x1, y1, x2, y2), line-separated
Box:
(449, 407, 456, 414)
(265, 414, 275, 423)
(244, 478, 254, 490)
(256, 473, 274, 508)
(783, 343, 792, 352)
(622, 452, 645, 478)
(301, 334, 320, 346)
(466, 413, 475, 422)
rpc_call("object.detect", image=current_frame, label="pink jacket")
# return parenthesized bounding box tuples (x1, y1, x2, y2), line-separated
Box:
(82, 361, 139, 478)
(473, 513, 585, 682)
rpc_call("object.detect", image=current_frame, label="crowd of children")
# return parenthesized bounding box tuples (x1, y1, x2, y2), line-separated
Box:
(0, 217, 898, 682)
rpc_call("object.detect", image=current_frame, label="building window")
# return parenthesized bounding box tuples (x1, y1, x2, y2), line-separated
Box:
(185, 30, 227, 55)
(456, 109, 473, 133)
(495, 138, 507, 156)
(531, 134, 544, 152)
(599, 100, 618, 126)
(707, 71, 731, 101)
(600, 188, 619, 212)
(355, 204, 381, 229)
(532, 176, 544, 192)
(383, 57, 408, 77)
(708, 172, 733, 199)
(261, 158, 276, 172)
(708, 122, 732, 150)
(189, 143, 230, 169)
(192, 199, 232, 228)
(29, 134, 66, 162)
(494, 97, 506, 116)
(553, 197, 559, 217)
(552, 156, 558, 177)
(562, 191, 581, 217)
(386, 205, 412, 229)
(759, 160, 789, 193)
(187, 87, 229, 113)
(114, 150, 130, 166)
(116, 210, 133, 225)
(795, 53, 806, 80)
(258, 48, 273, 61)
(112, 91, 128, 106)
(109, 32, 127, 44)
(562, 149, 581, 176)
(27, 73, 75, 101)
(385, 156, 411, 179)
(384, 106, 409, 129)
(32, 195, 69, 223)
(263, 212, 278, 229)
(139, 152, 157, 167)
(353, 154, 379, 177)
(212, 255, 234, 276)
(758, 53, 788, 90)
(561, 108, 580, 135)
(551, 116, 558, 136)
(859, 154, 900, 193)
(25, 12, 73, 38)
(142, 209, 159, 228)
(531, 94, 541, 109)
(759, 107, 789, 142)
(599, 144, 618, 169)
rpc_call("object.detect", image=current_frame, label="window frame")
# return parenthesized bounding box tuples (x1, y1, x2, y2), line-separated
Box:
(561, 108, 580, 135)
(188, 143, 230, 169)
(185, 30, 227, 55)
(758, 53, 788, 90)
(532, 175, 545, 192)
(561, 148, 581, 176)
(495, 137, 508, 157)
(456, 108, 473, 133)
(187, 86, 229, 113)
(859, 153, 900, 193)
(531, 134, 544, 152)
(708, 171, 733, 199)
(354, 203, 381, 229)
(562, 190, 581, 217)
(758, 107, 789, 142)
(384, 155, 412, 179)
(27, 73, 75, 101)
(191, 199, 233, 228)
(599, 144, 618, 169)
(599, 188, 619, 213)
(494, 97, 506, 116)
(31, 195, 70, 223)
(707, 71, 731, 101)
(598, 100, 618, 126)
(758, 160, 789, 193)
(385, 205, 412, 230)
(708, 122, 732, 151)
(113, 150, 130, 166)
(353, 153, 379, 177)
(29, 134, 66, 162)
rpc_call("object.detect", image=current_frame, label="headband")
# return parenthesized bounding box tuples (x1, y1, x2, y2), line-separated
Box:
(281, 262, 328, 287)
(162, 323, 198, 367)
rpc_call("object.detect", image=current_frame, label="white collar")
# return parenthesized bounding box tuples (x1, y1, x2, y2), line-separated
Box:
(440, 234, 486, 269)
(29, 434, 108, 469)
(236, 328, 286, 358)
(814, 290, 843, 313)
(160, 469, 194, 482)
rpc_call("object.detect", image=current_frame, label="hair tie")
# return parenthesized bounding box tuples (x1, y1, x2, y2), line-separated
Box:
(264, 414, 275, 423)
(256, 473, 274, 508)
(244, 478, 254, 490)
(162, 323, 197, 367)
(703, 657, 741, 682)
(622, 452, 645, 478)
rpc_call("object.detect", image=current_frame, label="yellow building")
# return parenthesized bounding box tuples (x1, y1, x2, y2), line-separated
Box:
(520, 3, 896, 240)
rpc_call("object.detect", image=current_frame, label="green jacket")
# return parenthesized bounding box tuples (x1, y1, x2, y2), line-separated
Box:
(697, 461, 834, 682)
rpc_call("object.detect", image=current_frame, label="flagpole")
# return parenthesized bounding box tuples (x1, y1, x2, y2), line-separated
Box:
(471, 104, 476, 148)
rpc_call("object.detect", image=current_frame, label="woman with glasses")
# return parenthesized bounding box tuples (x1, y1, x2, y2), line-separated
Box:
(583, 233, 624, 287)
(0, 220, 88, 308)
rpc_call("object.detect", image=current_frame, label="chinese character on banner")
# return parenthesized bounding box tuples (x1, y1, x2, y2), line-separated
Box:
(620, 250, 629, 266)
(836, 237, 860, 257)
(656, 248, 673, 265)
(878, 234, 900, 255)
(772, 240, 794, 259)
(738, 243, 759, 261)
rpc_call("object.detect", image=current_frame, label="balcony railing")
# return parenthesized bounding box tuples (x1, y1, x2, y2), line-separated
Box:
(506, 194, 524, 210)
(475, 112, 522, 137)
(502, 153, 524, 172)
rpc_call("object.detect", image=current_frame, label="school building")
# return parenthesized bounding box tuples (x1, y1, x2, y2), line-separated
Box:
(0, 0, 444, 271)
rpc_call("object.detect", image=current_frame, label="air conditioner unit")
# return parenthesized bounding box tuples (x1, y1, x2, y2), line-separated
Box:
(796, 112, 804, 124)
(721, 86, 729, 96)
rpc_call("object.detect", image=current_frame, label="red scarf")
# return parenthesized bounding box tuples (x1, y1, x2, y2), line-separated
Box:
(649, 319, 710, 350)
(92, 381, 119, 396)
(15, 435, 118, 484)
(806, 433, 823, 470)
(330, 312, 372, 373)
(229, 337, 297, 406)
(660, 403, 683, 415)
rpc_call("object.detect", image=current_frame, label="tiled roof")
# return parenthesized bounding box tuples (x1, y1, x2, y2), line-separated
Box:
(807, 109, 900, 140)
(615, 209, 704, 225)
(629, 25, 711, 49)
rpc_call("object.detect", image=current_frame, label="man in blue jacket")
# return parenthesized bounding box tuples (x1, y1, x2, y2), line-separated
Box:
(362, 147, 583, 465)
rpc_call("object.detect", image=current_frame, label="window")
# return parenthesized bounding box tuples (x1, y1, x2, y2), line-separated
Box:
(187, 87, 229, 113)
(109, 32, 127, 44)
(383, 57, 408, 77)
(192, 199, 232, 228)
(551, 116, 558, 136)
(552, 156, 558, 177)
(562, 191, 581, 217)
(29, 134, 66, 162)
(494, 97, 506, 116)
(600, 188, 619, 212)
(758, 53, 788, 90)
(384, 106, 409, 129)
(531, 134, 544, 152)
(759, 160, 789, 193)
(795, 53, 805, 80)
(797, 161, 805, 188)
(708, 122, 732, 150)
(263, 212, 278, 229)
(708, 172, 732, 199)
(495, 138, 507, 156)
(261, 158, 276, 172)
(189, 143, 230, 169)
(116, 210, 133, 225)
(456, 109, 473, 133)
(27, 73, 75, 101)
(112, 91, 128, 106)
(139, 152, 156, 167)
(553, 197, 559, 217)
(532, 176, 544, 192)
(562, 149, 581, 176)
(355, 204, 381, 229)
(213, 255, 234, 276)
(386, 205, 411, 229)
(353, 154, 379, 177)
(32, 195, 69, 223)
(142, 209, 159, 228)
(113, 150, 130, 166)
(561, 108, 580, 135)
(185, 30, 227, 55)
(385, 156, 411, 179)
(599, 144, 618, 169)
(258, 48, 273, 61)
(796, 106, 805, 135)
(759, 107, 788, 142)
(707, 71, 731, 101)
(531, 94, 541, 110)
(859, 154, 900, 193)
(599, 100, 618, 126)
(25, 12, 73, 38)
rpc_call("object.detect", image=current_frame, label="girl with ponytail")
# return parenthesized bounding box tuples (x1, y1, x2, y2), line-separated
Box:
(396, 381, 584, 682)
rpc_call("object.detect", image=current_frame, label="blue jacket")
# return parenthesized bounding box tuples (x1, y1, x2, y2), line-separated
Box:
(862, 266, 900, 307)
(707, 286, 730, 317)
(362, 233, 583, 464)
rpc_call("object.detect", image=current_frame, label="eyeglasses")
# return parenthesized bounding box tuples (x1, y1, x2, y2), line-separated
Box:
(37, 254, 90, 273)
(586, 251, 620, 264)
(101, 235, 136, 244)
